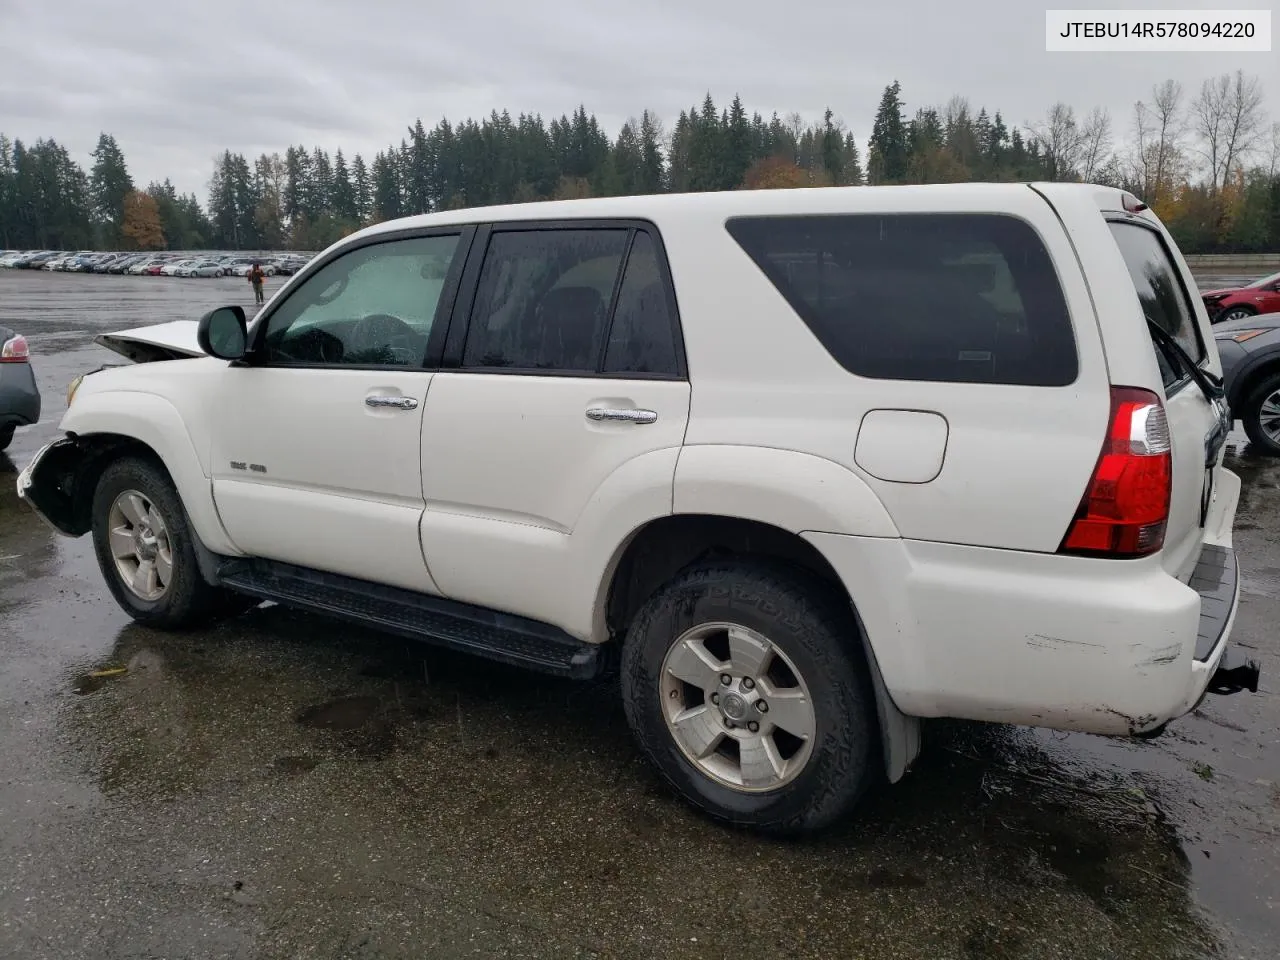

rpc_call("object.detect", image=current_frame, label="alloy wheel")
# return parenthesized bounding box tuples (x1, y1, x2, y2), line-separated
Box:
(660, 621, 817, 792)
(107, 489, 174, 602)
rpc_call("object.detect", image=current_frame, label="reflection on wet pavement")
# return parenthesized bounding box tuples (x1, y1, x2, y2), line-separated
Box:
(0, 273, 1277, 959)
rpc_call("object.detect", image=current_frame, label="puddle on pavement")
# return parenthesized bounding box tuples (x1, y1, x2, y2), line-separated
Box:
(296, 694, 385, 731)
(272, 755, 321, 775)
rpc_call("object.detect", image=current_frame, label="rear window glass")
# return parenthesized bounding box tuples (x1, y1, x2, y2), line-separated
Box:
(1106, 221, 1205, 379)
(726, 214, 1077, 386)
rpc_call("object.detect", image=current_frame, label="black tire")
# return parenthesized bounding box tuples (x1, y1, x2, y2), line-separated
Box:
(1219, 306, 1256, 324)
(1241, 370, 1280, 457)
(0, 425, 13, 451)
(621, 560, 877, 836)
(91, 455, 257, 628)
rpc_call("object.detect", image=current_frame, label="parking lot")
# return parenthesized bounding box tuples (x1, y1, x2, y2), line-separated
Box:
(1, 269, 1277, 959)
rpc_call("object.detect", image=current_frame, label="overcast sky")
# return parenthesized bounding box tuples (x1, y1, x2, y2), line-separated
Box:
(1, 0, 1276, 199)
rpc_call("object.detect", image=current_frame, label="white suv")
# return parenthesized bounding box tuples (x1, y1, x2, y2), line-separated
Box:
(18, 183, 1260, 835)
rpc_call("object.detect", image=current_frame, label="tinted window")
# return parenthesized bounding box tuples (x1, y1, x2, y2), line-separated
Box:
(261, 234, 460, 366)
(602, 232, 680, 376)
(463, 229, 628, 371)
(727, 213, 1077, 386)
(1107, 221, 1205, 379)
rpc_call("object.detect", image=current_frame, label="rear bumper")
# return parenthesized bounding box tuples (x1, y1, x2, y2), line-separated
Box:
(0, 361, 41, 427)
(804, 470, 1255, 737)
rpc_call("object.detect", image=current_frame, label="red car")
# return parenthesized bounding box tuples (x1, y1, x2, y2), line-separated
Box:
(1202, 270, 1280, 323)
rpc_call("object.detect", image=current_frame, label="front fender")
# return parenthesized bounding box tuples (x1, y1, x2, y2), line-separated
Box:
(55, 391, 240, 555)
(673, 445, 899, 538)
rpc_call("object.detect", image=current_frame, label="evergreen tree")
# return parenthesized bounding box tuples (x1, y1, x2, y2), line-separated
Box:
(332, 148, 357, 222)
(725, 95, 752, 188)
(0, 134, 14, 247)
(351, 153, 372, 223)
(638, 110, 665, 193)
(867, 81, 909, 183)
(371, 150, 403, 222)
(89, 133, 133, 246)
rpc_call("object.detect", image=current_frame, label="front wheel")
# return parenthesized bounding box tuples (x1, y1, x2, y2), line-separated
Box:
(1242, 371, 1280, 457)
(1220, 306, 1256, 324)
(91, 456, 257, 628)
(621, 560, 877, 836)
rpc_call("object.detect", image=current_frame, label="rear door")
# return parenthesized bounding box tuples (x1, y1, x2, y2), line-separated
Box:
(418, 221, 691, 630)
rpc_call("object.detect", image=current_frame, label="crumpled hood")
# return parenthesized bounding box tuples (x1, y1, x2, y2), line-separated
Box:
(94, 320, 205, 363)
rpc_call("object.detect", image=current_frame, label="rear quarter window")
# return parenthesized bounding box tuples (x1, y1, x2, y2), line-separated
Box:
(1106, 219, 1205, 390)
(726, 213, 1078, 386)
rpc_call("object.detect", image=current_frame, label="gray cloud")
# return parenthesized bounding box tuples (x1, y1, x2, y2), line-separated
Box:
(1, 0, 1275, 199)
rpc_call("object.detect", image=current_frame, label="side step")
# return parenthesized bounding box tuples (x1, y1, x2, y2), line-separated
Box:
(217, 559, 605, 680)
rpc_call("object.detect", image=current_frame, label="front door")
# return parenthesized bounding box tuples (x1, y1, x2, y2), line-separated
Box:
(208, 229, 471, 594)
(419, 223, 691, 632)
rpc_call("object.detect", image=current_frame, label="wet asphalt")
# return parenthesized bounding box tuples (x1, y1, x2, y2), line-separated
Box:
(0, 270, 1277, 960)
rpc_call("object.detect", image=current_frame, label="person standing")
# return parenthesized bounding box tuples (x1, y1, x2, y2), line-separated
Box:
(248, 261, 266, 304)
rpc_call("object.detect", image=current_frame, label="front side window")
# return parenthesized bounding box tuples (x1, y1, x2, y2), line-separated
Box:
(260, 234, 461, 366)
(727, 213, 1078, 386)
(462, 229, 629, 372)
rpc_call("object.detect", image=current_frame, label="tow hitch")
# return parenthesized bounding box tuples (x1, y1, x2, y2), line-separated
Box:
(1208, 649, 1261, 696)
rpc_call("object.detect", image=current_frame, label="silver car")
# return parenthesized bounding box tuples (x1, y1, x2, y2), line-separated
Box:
(1215, 311, 1280, 456)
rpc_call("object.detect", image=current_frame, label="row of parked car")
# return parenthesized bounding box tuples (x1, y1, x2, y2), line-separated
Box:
(0, 250, 312, 278)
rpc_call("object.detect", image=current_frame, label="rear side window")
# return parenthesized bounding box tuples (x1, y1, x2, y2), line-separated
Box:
(463, 229, 628, 371)
(1106, 220, 1205, 386)
(726, 213, 1077, 386)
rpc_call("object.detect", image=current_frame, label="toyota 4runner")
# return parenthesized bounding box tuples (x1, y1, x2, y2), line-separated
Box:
(17, 183, 1261, 835)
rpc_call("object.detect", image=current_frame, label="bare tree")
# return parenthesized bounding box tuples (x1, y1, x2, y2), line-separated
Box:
(1267, 121, 1280, 180)
(1079, 107, 1113, 182)
(1194, 70, 1266, 194)
(1028, 103, 1085, 180)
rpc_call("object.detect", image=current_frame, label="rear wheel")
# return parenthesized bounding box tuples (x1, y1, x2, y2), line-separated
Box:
(91, 456, 257, 628)
(0, 424, 13, 451)
(1242, 371, 1280, 457)
(621, 560, 877, 836)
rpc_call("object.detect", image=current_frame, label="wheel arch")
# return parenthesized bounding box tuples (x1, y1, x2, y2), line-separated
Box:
(1230, 353, 1280, 412)
(599, 513, 921, 783)
(48, 392, 241, 557)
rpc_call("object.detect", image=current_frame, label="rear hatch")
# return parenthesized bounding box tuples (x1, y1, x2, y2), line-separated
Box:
(1032, 183, 1230, 582)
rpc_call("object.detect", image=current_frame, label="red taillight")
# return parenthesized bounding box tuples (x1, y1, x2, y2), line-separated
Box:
(1059, 387, 1172, 558)
(0, 334, 29, 363)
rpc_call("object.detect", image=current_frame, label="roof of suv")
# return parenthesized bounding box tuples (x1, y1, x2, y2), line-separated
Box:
(347, 182, 1121, 244)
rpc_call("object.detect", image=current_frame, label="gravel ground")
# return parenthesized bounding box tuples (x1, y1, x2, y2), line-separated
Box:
(0, 269, 1277, 960)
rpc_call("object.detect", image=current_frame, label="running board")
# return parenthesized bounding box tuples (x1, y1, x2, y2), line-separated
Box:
(216, 559, 604, 679)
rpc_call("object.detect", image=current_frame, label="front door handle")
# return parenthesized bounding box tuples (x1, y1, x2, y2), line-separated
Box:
(366, 395, 418, 410)
(586, 407, 658, 424)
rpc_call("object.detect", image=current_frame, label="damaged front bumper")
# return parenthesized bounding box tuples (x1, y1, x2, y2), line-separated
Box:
(16, 435, 92, 537)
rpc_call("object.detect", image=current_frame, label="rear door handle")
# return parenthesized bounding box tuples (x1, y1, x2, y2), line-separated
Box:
(366, 395, 418, 410)
(586, 407, 658, 424)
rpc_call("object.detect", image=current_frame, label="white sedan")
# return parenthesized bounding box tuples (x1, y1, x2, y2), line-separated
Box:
(161, 260, 195, 277)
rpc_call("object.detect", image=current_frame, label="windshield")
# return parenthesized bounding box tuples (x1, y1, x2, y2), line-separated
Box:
(1246, 271, 1280, 289)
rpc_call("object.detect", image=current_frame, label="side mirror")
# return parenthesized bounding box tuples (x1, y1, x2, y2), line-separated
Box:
(197, 305, 248, 360)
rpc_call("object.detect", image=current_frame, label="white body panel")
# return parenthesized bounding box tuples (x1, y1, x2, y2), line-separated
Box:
(42, 182, 1242, 741)
(207, 368, 439, 594)
(419, 373, 690, 635)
